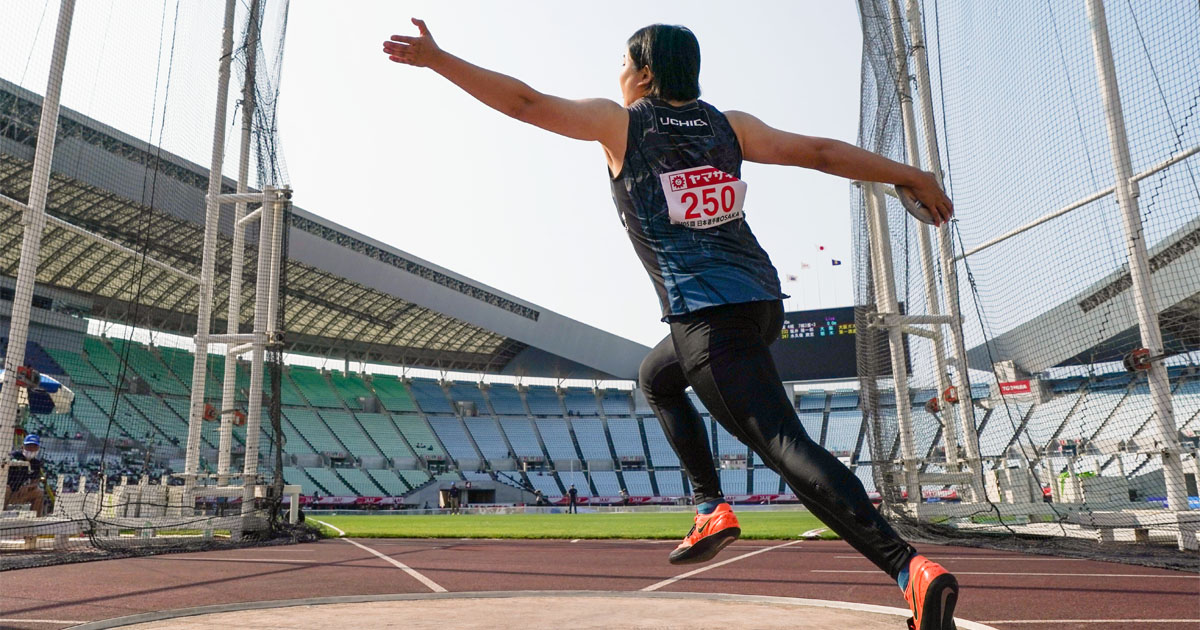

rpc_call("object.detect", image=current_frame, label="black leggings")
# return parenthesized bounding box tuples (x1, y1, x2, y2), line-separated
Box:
(639, 299, 916, 579)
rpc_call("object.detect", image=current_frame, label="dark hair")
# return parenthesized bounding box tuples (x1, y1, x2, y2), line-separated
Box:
(627, 24, 701, 102)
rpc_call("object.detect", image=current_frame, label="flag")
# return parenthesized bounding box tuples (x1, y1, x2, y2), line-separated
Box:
(831, 259, 842, 266)
(801, 262, 811, 270)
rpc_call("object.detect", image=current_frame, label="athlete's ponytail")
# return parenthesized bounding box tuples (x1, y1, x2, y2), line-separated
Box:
(627, 24, 701, 102)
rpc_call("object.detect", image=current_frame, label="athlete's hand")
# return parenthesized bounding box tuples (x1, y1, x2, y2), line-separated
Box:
(907, 170, 953, 226)
(383, 18, 441, 68)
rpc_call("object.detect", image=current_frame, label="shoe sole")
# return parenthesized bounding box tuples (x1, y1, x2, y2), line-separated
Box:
(668, 527, 741, 565)
(916, 573, 959, 630)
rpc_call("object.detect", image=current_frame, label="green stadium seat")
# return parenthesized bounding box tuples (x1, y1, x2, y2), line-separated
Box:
(42, 347, 109, 387)
(355, 413, 415, 459)
(369, 374, 418, 412)
(366, 468, 410, 496)
(109, 339, 189, 395)
(391, 414, 444, 456)
(287, 366, 343, 408)
(329, 371, 373, 410)
(319, 410, 382, 457)
(282, 407, 347, 454)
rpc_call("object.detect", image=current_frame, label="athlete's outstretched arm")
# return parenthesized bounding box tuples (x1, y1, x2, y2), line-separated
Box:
(725, 110, 953, 225)
(383, 19, 625, 149)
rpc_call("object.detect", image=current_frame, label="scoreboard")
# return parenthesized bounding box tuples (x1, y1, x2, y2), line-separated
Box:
(768, 305, 902, 382)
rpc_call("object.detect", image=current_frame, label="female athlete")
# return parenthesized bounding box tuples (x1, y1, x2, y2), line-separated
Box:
(383, 20, 959, 630)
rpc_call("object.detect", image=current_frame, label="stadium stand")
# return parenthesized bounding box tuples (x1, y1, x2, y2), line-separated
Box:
(370, 374, 419, 413)
(319, 410, 382, 458)
(156, 346, 224, 400)
(410, 378, 455, 414)
(486, 383, 527, 415)
(712, 421, 747, 458)
(464, 417, 511, 462)
(83, 388, 166, 445)
(558, 470, 593, 496)
(797, 390, 826, 411)
(427, 416, 481, 462)
(82, 338, 126, 386)
(277, 413, 315, 454)
(606, 417, 646, 459)
(752, 468, 782, 494)
(622, 470, 653, 496)
(525, 385, 564, 416)
(632, 389, 653, 415)
(126, 394, 187, 446)
(829, 390, 860, 410)
(720, 469, 748, 495)
(398, 469, 432, 489)
(855, 465, 876, 492)
(329, 370, 373, 410)
(282, 407, 347, 454)
(824, 410, 863, 454)
(798, 412, 823, 443)
(447, 381, 489, 415)
(499, 417, 544, 458)
(336, 467, 383, 496)
(527, 471, 562, 497)
(977, 402, 1034, 457)
(109, 339, 189, 396)
(654, 469, 685, 496)
(66, 390, 125, 439)
(282, 466, 312, 491)
(686, 390, 710, 415)
(570, 418, 613, 461)
(43, 347, 108, 387)
(162, 397, 218, 448)
(288, 366, 343, 408)
(642, 417, 680, 467)
(590, 470, 622, 495)
(562, 387, 599, 416)
(303, 467, 355, 496)
(355, 412, 416, 459)
(366, 468, 410, 495)
(600, 389, 633, 416)
(535, 418, 579, 463)
(392, 414, 444, 455)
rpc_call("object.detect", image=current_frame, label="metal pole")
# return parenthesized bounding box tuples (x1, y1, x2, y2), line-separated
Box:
(218, 0, 260, 486)
(863, 183, 921, 506)
(1085, 0, 1187, 511)
(887, 0, 959, 472)
(904, 0, 983, 495)
(0, 0, 76, 508)
(242, 189, 277, 482)
(185, 0, 237, 477)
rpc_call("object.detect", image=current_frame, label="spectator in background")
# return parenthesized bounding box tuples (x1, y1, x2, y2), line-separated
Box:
(567, 484, 578, 514)
(533, 489, 548, 506)
(5, 434, 46, 515)
(448, 482, 461, 514)
(620, 488, 630, 506)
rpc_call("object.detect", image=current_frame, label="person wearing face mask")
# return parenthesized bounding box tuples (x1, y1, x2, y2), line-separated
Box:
(6, 434, 46, 516)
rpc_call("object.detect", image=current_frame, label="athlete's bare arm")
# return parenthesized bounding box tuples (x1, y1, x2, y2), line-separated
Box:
(725, 110, 953, 225)
(383, 19, 627, 166)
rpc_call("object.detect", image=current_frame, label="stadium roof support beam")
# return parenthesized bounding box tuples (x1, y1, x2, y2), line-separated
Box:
(0, 0, 76, 509)
(1086, 0, 1188, 514)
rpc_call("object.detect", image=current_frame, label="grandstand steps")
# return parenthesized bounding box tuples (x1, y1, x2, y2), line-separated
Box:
(598, 418, 621, 466)
(403, 381, 455, 459)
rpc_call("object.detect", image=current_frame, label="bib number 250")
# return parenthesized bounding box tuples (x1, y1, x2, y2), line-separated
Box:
(660, 165, 747, 229)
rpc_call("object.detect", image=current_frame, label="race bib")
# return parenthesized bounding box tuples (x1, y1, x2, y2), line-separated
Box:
(659, 165, 747, 229)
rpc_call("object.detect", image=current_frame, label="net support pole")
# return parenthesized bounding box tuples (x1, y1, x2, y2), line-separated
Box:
(904, 0, 984, 497)
(863, 182, 921, 507)
(185, 0, 237, 478)
(886, 0, 960, 473)
(1085, 0, 1188, 512)
(218, 0, 261, 486)
(0, 0, 76, 509)
(241, 189, 278, 485)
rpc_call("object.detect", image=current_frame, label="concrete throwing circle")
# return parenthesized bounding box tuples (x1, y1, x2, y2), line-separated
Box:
(68, 591, 1000, 630)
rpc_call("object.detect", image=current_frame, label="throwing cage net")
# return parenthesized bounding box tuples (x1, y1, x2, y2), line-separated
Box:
(853, 0, 1199, 570)
(0, 0, 316, 569)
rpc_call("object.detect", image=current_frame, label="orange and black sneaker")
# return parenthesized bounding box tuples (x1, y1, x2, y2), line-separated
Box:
(667, 502, 741, 565)
(903, 555, 959, 630)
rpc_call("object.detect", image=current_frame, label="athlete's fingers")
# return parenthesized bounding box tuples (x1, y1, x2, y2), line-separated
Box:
(390, 34, 418, 44)
(412, 17, 430, 36)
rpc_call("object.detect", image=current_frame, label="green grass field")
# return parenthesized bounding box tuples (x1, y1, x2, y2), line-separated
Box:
(311, 510, 837, 541)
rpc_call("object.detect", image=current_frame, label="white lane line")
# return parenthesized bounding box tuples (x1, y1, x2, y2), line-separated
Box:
(834, 555, 1087, 562)
(642, 540, 803, 592)
(983, 620, 1200, 625)
(341, 538, 447, 593)
(570, 539, 581, 543)
(311, 518, 345, 537)
(813, 570, 1197, 578)
(0, 620, 85, 625)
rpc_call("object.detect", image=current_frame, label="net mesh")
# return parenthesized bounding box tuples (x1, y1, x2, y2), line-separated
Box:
(853, 0, 1199, 570)
(0, 0, 316, 570)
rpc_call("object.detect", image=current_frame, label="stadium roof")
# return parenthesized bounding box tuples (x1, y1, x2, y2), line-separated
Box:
(0, 78, 648, 380)
(965, 213, 1200, 375)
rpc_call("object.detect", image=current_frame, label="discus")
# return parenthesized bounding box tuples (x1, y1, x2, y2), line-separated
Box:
(895, 184, 939, 225)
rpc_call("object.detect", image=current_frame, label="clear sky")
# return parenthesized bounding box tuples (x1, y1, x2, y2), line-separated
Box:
(4, 1, 863, 349)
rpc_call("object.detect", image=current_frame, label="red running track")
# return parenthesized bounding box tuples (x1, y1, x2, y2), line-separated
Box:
(0, 538, 1197, 629)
